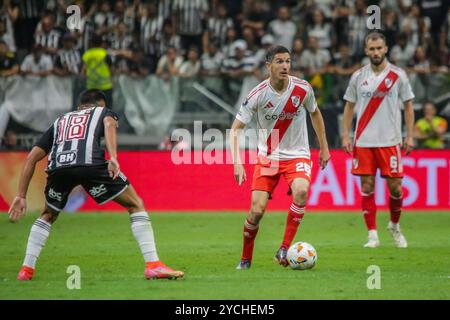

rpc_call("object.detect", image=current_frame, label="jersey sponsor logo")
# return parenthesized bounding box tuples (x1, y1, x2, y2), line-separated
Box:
(291, 95, 301, 108)
(361, 91, 393, 98)
(265, 110, 301, 121)
(48, 188, 62, 202)
(89, 184, 108, 198)
(56, 150, 78, 165)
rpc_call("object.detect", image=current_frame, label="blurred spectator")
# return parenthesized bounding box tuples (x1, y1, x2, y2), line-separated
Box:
(300, 36, 331, 77)
(1, 130, 17, 150)
(242, 0, 273, 39)
(415, 102, 448, 149)
(81, 35, 113, 108)
(139, 2, 163, 71)
(110, 21, 132, 50)
(54, 33, 81, 76)
(439, 7, 450, 67)
(267, 6, 297, 51)
(159, 20, 181, 61)
(306, 9, 334, 50)
(242, 26, 258, 53)
(290, 37, 305, 78)
(407, 46, 430, 73)
(157, 0, 173, 21)
(172, 0, 209, 54)
(221, 27, 238, 58)
(382, 10, 399, 50)
(348, 0, 367, 61)
(221, 39, 259, 101)
(15, 0, 45, 50)
(331, 43, 360, 76)
(94, 0, 115, 36)
(179, 46, 201, 78)
(156, 46, 183, 81)
(400, 4, 421, 48)
(0, 0, 18, 52)
(208, 3, 234, 48)
(200, 40, 224, 76)
(34, 13, 61, 56)
(126, 48, 152, 77)
(419, 0, 449, 47)
(390, 32, 416, 68)
(0, 39, 18, 77)
(20, 44, 53, 76)
(255, 33, 274, 66)
(221, 39, 258, 79)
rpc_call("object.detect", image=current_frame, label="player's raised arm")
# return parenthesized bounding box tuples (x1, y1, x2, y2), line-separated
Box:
(309, 108, 330, 169)
(229, 119, 247, 186)
(342, 101, 356, 154)
(103, 115, 120, 179)
(8, 146, 47, 222)
(403, 99, 415, 155)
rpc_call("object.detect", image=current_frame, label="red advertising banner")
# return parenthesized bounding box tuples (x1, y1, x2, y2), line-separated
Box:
(0, 150, 449, 211)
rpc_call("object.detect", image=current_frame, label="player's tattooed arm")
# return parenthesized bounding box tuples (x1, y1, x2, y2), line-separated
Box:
(230, 119, 247, 186)
(403, 99, 415, 155)
(310, 108, 330, 170)
(341, 101, 355, 154)
(8, 146, 47, 222)
(104, 116, 120, 179)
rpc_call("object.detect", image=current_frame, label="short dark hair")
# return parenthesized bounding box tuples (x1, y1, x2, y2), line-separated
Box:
(265, 45, 290, 63)
(365, 31, 386, 45)
(78, 89, 107, 106)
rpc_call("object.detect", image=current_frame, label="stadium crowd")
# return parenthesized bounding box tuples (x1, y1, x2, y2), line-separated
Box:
(0, 0, 449, 149)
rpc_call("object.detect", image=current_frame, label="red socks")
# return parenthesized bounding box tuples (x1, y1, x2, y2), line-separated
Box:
(361, 192, 377, 230)
(281, 203, 305, 249)
(241, 218, 259, 261)
(389, 195, 402, 224)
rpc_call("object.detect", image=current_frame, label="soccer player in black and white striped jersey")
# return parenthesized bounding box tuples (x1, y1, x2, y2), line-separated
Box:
(9, 89, 184, 281)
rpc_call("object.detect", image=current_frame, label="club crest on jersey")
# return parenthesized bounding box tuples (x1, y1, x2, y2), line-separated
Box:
(385, 78, 393, 88)
(291, 95, 301, 108)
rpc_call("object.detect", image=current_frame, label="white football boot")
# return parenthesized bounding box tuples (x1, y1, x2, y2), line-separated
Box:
(387, 221, 408, 248)
(364, 230, 380, 248)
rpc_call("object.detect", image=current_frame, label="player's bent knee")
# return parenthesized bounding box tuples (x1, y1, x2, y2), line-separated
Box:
(292, 188, 308, 204)
(361, 183, 375, 194)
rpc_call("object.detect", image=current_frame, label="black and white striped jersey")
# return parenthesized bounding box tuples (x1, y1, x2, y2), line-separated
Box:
(35, 107, 119, 172)
(172, 0, 208, 36)
(35, 29, 61, 50)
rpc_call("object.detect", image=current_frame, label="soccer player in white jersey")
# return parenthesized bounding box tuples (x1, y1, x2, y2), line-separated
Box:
(230, 46, 330, 269)
(342, 32, 415, 248)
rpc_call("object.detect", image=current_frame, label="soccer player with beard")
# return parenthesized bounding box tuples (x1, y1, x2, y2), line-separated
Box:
(341, 32, 415, 248)
(230, 45, 330, 269)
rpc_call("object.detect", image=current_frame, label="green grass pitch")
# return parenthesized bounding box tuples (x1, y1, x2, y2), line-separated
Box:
(0, 211, 449, 299)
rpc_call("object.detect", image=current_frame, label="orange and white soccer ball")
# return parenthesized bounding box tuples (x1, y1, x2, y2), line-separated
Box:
(287, 241, 317, 270)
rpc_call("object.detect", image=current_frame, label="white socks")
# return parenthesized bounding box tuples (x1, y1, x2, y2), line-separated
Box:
(368, 229, 379, 239)
(23, 219, 51, 268)
(130, 212, 159, 263)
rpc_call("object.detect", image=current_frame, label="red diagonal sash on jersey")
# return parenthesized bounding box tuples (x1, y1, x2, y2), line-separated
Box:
(355, 70, 399, 142)
(266, 85, 307, 155)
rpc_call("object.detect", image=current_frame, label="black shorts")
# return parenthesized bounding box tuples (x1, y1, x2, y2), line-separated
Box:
(44, 164, 130, 212)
